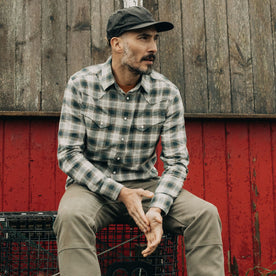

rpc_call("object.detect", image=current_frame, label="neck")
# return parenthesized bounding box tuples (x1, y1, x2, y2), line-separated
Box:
(111, 58, 141, 87)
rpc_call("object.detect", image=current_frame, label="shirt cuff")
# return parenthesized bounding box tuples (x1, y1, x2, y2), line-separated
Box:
(88, 177, 124, 201)
(149, 193, 174, 215)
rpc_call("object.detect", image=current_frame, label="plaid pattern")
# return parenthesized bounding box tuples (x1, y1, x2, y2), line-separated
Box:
(58, 57, 189, 214)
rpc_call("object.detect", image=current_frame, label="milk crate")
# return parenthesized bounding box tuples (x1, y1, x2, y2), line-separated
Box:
(0, 212, 180, 276)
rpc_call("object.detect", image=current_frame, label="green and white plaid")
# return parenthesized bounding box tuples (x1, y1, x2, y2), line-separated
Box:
(58, 57, 189, 214)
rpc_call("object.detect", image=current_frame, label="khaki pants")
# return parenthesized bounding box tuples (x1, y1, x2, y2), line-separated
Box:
(53, 180, 225, 275)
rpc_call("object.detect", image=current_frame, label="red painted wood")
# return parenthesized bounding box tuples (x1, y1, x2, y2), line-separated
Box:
(29, 119, 57, 211)
(185, 120, 205, 198)
(249, 122, 276, 269)
(3, 119, 30, 211)
(1, 118, 276, 275)
(203, 121, 230, 274)
(226, 121, 254, 275)
(0, 120, 3, 211)
(272, 123, 276, 243)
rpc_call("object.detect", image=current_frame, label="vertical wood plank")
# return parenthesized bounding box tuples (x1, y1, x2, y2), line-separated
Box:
(41, 0, 67, 111)
(272, 0, 276, 77)
(143, 0, 161, 72)
(14, 0, 41, 111)
(0, 0, 15, 110)
(204, 0, 231, 113)
(91, 0, 116, 64)
(3, 119, 30, 211)
(226, 121, 254, 275)
(185, 120, 205, 198)
(182, 0, 208, 113)
(0, 120, 3, 211)
(203, 121, 229, 273)
(226, 0, 254, 113)
(248, 0, 276, 113)
(67, 0, 92, 77)
(158, 0, 185, 99)
(249, 122, 276, 269)
(29, 119, 57, 211)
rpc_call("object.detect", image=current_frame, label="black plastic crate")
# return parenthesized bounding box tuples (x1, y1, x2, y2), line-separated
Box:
(0, 212, 179, 276)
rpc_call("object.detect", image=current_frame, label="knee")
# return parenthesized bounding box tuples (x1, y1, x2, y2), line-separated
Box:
(200, 202, 222, 231)
(54, 207, 95, 235)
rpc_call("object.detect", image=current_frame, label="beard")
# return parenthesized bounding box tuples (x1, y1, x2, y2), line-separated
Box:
(122, 46, 155, 76)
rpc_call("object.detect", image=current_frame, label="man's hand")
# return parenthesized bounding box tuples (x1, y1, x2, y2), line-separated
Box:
(118, 187, 154, 233)
(142, 207, 163, 257)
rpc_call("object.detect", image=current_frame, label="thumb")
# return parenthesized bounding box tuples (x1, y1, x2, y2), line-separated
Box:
(138, 189, 154, 199)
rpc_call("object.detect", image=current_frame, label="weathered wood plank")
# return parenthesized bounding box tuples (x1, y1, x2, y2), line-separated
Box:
(249, 122, 276, 269)
(158, 0, 185, 100)
(248, 0, 276, 113)
(67, 0, 92, 77)
(182, 0, 208, 113)
(204, 0, 231, 113)
(91, 0, 118, 64)
(272, 0, 276, 78)
(203, 121, 229, 273)
(226, 122, 254, 275)
(0, 0, 15, 111)
(30, 119, 56, 211)
(143, 0, 161, 72)
(227, 0, 254, 113)
(14, 0, 41, 111)
(41, 0, 67, 111)
(3, 119, 30, 211)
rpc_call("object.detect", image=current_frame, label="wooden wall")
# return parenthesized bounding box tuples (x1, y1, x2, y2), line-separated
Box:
(0, 117, 275, 275)
(0, 0, 275, 114)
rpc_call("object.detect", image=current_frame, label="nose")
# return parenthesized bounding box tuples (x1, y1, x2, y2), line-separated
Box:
(149, 39, 157, 54)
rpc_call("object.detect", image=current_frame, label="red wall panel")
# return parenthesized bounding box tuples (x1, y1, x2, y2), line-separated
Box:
(0, 117, 275, 275)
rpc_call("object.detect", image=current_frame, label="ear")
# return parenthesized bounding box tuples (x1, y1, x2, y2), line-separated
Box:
(110, 37, 124, 53)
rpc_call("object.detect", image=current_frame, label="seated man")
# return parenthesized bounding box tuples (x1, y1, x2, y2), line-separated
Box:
(54, 6, 225, 276)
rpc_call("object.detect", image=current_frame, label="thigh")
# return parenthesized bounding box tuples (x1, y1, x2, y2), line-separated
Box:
(163, 189, 215, 234)
(57, 183, 126, 231)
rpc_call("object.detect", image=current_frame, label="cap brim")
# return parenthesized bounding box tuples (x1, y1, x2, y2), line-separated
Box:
(126, 21, 174, 33)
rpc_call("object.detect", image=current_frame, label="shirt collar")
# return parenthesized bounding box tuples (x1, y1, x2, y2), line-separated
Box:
(100, 56, 158, 97)
(100, 56, 116, 91)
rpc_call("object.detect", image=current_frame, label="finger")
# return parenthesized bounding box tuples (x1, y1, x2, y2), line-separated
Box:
(138, 189, 154, 199)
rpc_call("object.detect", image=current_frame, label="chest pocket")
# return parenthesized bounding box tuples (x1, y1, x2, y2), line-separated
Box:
(82, 110, 112, 151)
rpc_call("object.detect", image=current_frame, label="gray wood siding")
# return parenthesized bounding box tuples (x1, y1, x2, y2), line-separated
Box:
(0, 0, 275, 114)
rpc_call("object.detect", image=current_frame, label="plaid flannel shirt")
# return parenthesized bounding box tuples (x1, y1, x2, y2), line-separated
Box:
(58, 57, 189, 215)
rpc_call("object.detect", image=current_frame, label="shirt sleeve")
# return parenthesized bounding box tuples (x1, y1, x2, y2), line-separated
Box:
(149, 89, 189, 215)
(57, 78, 124, 200)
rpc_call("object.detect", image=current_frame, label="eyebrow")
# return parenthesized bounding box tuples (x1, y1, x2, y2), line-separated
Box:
(137, 32, 159, 39)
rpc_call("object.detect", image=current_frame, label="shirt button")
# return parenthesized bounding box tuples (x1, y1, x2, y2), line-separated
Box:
(126, 96, 130, 101)
(141, 125, 144, 129)
(123, 117, 127, 121)
(112, 170, 117, 175)
(116, 156, 121, 161)
(121, 137, 125, 142)
(100, 122, 103, 126)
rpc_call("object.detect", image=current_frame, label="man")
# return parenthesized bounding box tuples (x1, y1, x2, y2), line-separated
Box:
(54, 6, 225, 276)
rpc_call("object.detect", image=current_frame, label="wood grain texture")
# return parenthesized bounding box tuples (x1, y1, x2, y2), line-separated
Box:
(248, 0, 276, 113)
(41, 0, 67, 111)
(204, 0, 231, 113)
(182, 0, 208, 112)
(67, 0, 92, 78)
(226, 0, 254, 113)
(0, 0, 15, 111)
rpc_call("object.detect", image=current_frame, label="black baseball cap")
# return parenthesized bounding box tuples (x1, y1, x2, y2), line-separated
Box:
(106, 6, 174, 42)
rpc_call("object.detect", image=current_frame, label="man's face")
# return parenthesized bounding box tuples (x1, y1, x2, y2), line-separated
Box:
(120, 28, 158, 75)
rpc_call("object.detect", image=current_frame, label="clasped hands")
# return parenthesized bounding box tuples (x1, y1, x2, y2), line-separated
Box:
(118, 187, 163, 257)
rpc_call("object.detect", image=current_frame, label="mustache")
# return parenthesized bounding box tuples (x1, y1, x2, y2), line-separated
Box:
(141, 54, 156, 62)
